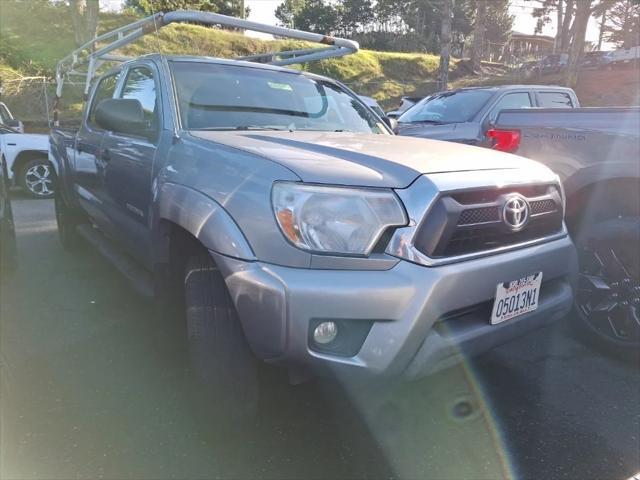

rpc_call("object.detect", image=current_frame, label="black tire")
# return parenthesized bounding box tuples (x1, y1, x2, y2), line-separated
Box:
(54, 190, 86, 251)
(573, 217, 640, 363)
(19, 157, 56, 199)
(184, 250, 259, 425)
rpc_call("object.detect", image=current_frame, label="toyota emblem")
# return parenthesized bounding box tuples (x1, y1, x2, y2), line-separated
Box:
(502, 195, 530, 231)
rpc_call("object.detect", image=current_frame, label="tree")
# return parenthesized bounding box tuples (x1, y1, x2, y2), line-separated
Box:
(601, 0, 640, 48)
(124, 0, 249, 18)
(283, 0, 340, 34)
(564, 0, 592, 87)
(69, 0, 99, 47)
(471, 0, 487, 71)
(275, 0, 305, 28)
(532, 0, 575, 52)
(438, 0, 454, 90)
(273, 0, 479, 54)
(340, 0, 374, 36)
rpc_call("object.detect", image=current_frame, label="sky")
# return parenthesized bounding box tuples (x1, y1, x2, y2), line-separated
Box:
(100, 0, 611, 48)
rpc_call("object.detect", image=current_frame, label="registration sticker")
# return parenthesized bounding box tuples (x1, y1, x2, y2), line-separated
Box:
(491, 272, 543, 325)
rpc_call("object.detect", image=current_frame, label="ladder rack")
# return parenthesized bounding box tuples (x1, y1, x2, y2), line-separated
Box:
(55, 10, 359, 101)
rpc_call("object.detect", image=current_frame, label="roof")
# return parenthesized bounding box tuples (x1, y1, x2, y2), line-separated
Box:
(456, 84, 572, 92)
(100, 53, 339, 86)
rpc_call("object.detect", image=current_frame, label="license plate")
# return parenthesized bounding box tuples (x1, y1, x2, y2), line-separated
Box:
(491, 272, 543, 325)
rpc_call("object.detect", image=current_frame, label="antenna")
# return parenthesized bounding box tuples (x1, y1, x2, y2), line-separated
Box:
(147, 0, 164, 57)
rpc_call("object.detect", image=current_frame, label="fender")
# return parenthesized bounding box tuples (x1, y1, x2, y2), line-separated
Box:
(48, 129, 77, 206)
(563, 161, 639, 199)
(153, 182, 256, 263)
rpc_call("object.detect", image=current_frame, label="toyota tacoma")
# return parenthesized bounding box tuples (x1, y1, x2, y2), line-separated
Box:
(49, 13, 576, 416)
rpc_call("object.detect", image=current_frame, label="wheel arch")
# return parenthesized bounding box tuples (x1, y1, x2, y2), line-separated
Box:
(152, 182, 255, 268)
(11, 150, 52, 183)
(564, 173, 640, 235)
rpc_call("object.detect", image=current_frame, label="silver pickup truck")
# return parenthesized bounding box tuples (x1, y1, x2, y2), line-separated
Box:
(49, 12, 576, 419)
(493, 107, 640, 360)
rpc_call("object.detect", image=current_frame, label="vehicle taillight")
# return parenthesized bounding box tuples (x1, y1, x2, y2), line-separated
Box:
(486, 128, 521, 153)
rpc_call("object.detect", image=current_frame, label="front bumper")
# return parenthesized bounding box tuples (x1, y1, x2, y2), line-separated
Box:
(212, 234, 576, 379)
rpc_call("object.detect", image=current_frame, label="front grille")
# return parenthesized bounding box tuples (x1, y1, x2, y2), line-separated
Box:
(458, 206, 500, 225)
(530, 198, 557, 215)
(414, 184, 564, 258)
(443, 216, 560, 257)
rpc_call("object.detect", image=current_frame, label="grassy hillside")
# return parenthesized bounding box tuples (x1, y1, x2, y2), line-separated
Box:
(0, 3, 459, 127)
(4, 3, 635, 130)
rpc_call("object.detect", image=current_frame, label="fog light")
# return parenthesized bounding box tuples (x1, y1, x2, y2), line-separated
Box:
(313, 321, 338, 344)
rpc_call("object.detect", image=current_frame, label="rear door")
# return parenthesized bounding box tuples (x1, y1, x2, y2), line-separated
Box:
(485, 91, 534, 124)
(74, 71, 121, 233)
(480, 91, 533, 143)
(98, 62, 160, 266)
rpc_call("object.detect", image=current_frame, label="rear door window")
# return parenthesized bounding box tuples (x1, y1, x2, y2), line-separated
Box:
(539, 91, 573, 108)
(488, 92, 532, 122)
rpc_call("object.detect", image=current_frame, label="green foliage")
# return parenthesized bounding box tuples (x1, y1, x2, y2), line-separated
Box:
(483, 0, 513, 44)
(272, 0, 508, 54)
(124, 0, 248, 17)
(601, 0, 640, 48)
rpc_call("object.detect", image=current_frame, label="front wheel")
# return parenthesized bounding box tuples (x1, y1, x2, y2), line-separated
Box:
(184, 250, 259, 425)
(574, 217, 640, 362)
(20, 157, 56, 199)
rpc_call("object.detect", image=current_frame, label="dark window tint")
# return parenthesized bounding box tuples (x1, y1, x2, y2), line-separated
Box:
(489, 92, 532, 121)
(120, 67, 158, 134)
(539, 92, 573, 108)
(88, 73, 119, 128)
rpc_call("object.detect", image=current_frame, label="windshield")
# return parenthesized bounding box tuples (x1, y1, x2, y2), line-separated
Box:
(171, 62, 386, 134)
(398, 89, 494, 124)
(0, 103, 13, 122)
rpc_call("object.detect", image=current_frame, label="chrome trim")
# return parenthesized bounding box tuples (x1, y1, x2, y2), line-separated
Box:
(387, 226, 568, 267)
(387, 170, 568, 267)
(459, 219, 501, 227)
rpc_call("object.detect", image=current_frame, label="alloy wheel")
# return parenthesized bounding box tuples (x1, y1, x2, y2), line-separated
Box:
(24, 163, 54, 197)
(576, 241, 640, 345)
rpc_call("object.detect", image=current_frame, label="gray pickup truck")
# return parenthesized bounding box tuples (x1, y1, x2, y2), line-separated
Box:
(50, 54, 577, 416)
(395, 85, 579, 145)
(493, 107, 640, 359)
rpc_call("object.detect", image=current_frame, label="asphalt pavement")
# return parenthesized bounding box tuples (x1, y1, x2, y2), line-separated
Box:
(1, 195, 639, 480)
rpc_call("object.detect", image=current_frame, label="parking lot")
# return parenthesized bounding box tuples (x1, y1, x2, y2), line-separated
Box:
(0, 195, 638, 479)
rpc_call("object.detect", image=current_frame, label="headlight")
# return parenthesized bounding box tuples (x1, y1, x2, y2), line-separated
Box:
(272, 182, 407, 255)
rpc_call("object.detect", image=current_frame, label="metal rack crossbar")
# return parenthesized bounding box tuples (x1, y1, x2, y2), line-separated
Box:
(54, 9, 359, 123)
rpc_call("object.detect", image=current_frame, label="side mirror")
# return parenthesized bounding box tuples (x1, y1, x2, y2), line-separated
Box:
(4, 118, 24, 133)
(383, 116, 398, 132)
(95, 98, 147, 136)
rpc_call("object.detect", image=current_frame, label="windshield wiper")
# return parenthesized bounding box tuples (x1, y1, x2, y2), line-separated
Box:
(234, 125, 288, 131)
(196, 126, 288, 131)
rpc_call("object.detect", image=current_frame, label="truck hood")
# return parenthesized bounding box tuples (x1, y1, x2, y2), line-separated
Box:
(190, 131, 532, 188)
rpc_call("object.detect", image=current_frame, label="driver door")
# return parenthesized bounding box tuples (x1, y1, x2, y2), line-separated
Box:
(99, 63, 160, 266)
